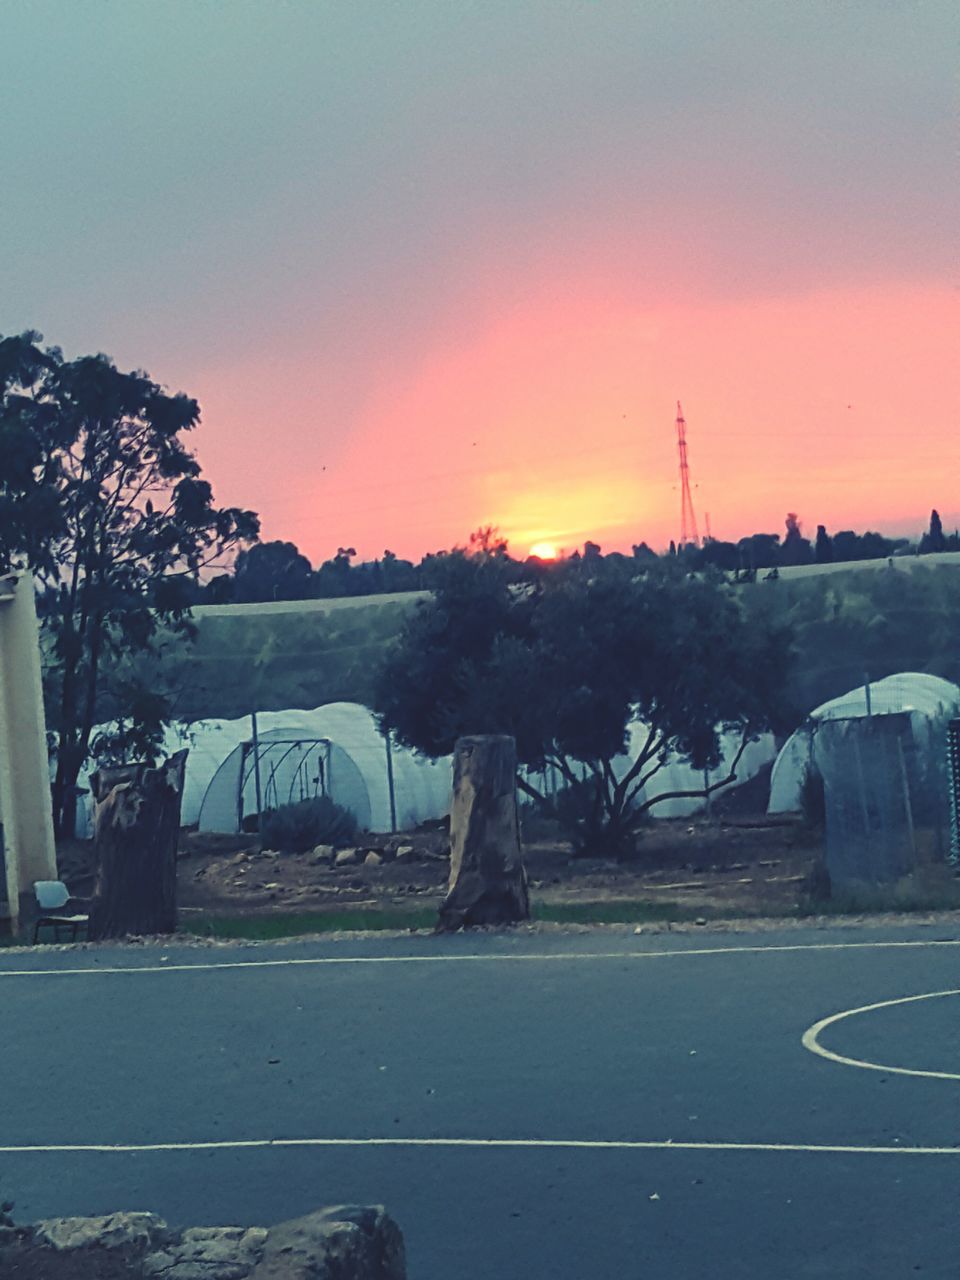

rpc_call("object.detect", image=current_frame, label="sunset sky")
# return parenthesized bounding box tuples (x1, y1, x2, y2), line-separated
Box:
(3, 1, 957, 561)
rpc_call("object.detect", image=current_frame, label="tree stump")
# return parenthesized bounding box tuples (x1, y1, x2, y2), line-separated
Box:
(438, 735, 529, 931)
(87, 750, 188, 940)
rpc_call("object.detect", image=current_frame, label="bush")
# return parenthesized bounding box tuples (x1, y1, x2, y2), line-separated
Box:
(259, 796, 359, 853)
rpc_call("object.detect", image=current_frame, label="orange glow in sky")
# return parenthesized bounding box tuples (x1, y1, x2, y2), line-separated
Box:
(204, 275, 957, 561)
(529, 542, 558, 560)
(5, 2, 955, 567)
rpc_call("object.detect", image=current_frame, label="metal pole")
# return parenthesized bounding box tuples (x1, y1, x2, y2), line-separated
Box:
(947, 719, 960, 868)
(384, 729, 397, 833)
(895, 734, 917, 868)
(851, 734, 871, 879)
(251, 711, 263, 822)
(864, 672, 872, 719)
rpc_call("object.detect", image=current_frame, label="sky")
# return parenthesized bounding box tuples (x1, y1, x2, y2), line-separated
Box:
(2, 0, 957, 561)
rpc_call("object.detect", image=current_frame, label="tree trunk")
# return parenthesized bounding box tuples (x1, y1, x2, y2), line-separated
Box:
(438, 735, 529, 931)
(87, 750, 188, 940)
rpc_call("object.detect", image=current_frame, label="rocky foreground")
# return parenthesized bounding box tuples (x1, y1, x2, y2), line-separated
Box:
(0, 1203, 405, 1279)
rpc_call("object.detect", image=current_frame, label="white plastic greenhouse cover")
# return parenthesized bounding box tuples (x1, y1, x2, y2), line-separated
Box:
(75, 703, 452, 837)
(522, 725, 775, 818)
(767, 672, 960, 814)
(75, 709, 773, 835)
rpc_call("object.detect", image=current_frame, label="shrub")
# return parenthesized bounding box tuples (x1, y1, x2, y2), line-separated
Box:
(260, 796, 359, 853)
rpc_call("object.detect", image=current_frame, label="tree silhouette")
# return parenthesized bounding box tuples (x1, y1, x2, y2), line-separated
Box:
(814, 525, 834, 564)
(375, 553, 791, 856)
(921, 509, 946, 554)
(0, 331, 258, 834)
(781, 513, 813, 566)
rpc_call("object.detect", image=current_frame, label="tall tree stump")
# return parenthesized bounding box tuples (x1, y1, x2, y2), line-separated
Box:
(438, 735, 529, 931)
(87, 750, 188, 940)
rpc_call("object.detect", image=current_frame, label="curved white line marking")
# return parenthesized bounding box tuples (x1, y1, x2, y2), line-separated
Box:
(802, 989, 960, 1081)
(2, 937, 960, 979)
(0, 1136, 957, 1156)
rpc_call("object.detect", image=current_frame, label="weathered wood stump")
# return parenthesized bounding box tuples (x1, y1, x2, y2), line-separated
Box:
(438, 735, 529, 931)
(87, 750, 188, 940)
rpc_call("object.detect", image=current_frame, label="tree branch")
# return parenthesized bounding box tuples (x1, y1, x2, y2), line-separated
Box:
(629, 730, 753, 826)
(516, 775, 550, 811)
(612, 723, 663, 807)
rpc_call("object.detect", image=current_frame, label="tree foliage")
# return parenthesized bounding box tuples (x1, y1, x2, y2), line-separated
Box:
(0, 331, 258, 834)
(374, 552, 793, 855)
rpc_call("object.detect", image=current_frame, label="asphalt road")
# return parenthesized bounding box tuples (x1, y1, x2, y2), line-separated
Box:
(2, 924, 959, 1278)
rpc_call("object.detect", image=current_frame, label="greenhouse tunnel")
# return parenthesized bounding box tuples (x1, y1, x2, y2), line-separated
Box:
(75, 702, 452, 837)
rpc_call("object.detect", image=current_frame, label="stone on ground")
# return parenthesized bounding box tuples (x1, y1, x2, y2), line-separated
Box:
(18, 1205, 404, 1279)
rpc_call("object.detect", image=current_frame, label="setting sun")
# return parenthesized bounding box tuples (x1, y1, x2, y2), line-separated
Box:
(529, 542, 558, 560)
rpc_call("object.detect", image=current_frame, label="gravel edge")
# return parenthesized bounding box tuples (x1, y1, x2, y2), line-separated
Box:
(4, 908, 960, 957)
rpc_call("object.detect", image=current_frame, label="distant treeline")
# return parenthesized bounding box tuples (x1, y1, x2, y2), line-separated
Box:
(196, 511, 958, 605)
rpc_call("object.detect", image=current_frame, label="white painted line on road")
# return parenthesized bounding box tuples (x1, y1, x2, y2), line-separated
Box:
(802, 989, 960, 1082)
(2, 937, 960, 979)
(0, 1135, 957, 1156)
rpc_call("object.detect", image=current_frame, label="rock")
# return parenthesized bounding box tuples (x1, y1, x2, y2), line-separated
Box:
(25, 1205, 404, 1279)
(144, 1225, 269, 1279)
(438, 735, 529, 930)
(364, 851, 383, 866)
(250, 1205, 405, 1279)
(260, 849, 281, 859)
(393, 846, 416, 864)
(312, 844, 335, 864)
(33, 1212, 170, 1254)
(335, 848, 361, 867)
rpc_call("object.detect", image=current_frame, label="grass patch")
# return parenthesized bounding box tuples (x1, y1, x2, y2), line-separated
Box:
(796, 874, 960, 918)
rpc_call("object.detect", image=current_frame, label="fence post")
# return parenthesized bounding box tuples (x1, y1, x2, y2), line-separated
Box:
(947, 718, 960, 869)
(384, 730, 397, 833)
(251, 711, 263, 822)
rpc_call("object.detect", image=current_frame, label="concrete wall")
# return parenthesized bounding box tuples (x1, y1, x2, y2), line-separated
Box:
(0, 572, 57, 933)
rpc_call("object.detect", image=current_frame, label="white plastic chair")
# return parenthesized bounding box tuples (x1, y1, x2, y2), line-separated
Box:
(33, 881, 89, 944)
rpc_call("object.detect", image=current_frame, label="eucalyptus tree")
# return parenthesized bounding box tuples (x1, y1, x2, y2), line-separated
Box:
(0, 331, 258, 834)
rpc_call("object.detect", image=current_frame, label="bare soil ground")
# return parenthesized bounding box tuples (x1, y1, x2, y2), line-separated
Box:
(53, 763, 957, 931)
(166, 815, 823, 924)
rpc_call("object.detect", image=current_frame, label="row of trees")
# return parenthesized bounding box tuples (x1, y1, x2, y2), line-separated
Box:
(198, 513, 956, 606)
(689, 510, 954, 573)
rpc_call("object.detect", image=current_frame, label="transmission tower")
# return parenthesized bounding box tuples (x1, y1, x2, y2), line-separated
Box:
(676, 401, 700, 547)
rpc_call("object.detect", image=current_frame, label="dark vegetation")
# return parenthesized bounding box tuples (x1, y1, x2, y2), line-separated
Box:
(193, 511, 956, 605)
(259, 795, 359, 853)
(374, 549, 792, 856)
(0, 331, 257, 834)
